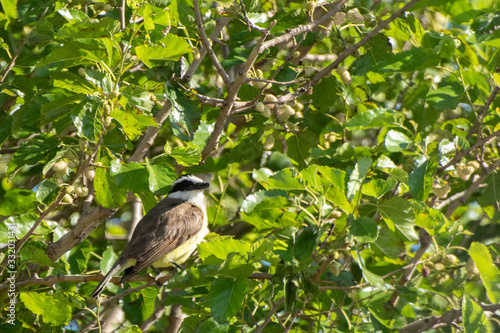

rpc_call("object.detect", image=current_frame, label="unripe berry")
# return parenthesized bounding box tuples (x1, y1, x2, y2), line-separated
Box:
(466, 160, 480, 170)
(442, 254, 459, 267)
(264, 134, 275, 150)
(432, 183, 451, 198)
(103, 116, 113, 127)
(108, 90, 119, 99)
(61, 194, 74, 205)
(65, 185, 75, 194)
(347, 8, 364, 24)
(256, 102, 266, 113)
(78, 68, 86, 77)
(465, 258, 480, 279)
(52, 160, 68, 172)
(456, 163, 474, 180)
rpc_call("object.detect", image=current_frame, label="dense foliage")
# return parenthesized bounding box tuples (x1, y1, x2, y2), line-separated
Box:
(1, 0, 500, 331)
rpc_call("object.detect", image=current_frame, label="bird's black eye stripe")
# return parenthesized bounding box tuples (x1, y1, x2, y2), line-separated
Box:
(170, 180, 191, 193)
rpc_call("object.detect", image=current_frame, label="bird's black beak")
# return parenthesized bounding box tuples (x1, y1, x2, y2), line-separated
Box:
(195, 182, 210, 190)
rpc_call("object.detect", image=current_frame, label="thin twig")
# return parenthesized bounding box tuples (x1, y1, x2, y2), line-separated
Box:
(259, 0, 348, 52)
(194, 20, 277, 166)
(239, 0, 266, 32)
(445, 159, 500, 218)
(277, 0, 422, 105)
(120, 0, 126, 31)
(193, 0, 231, 87)
(467, 85, 500, 140)
(254, 297, 285, 333)
(182, 16, 233, 82)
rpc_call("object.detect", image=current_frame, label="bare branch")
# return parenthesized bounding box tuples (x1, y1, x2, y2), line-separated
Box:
(194, 21, 277, 165)
(239, 0, 267, 32)
(254, 297, 285, 333)
(400, 303, 500, 333)
(259, 0, 349, 52)
(193, 0, 232, 87)
(182, 17, 232, 82)
(445, 159, 500, 218)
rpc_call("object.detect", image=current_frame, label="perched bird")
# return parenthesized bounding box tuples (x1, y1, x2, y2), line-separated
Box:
(91, 174, 210, 298)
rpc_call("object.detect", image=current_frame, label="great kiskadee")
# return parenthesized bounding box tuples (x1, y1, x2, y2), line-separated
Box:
(91, 175, 210, 298)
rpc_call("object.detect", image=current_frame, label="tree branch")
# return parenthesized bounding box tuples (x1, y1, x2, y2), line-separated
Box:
(445, 159, 500, 218)
(399, 303, 500, 333)
(194, 20, 277, 165)
(193, 0, 232, 87)
(182, 16, 233, 82)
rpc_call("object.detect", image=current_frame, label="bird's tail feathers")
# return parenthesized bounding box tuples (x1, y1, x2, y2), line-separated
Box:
(91, 261, 125, 298)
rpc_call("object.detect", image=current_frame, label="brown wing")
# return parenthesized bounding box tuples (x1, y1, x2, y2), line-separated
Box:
(120, 199, 204, 279)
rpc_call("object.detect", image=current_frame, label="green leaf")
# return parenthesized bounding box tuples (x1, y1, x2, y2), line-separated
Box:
(371, 227, 405, 259)
(242, 199, 298, 229)
(110, 160, 150, 194)
(94, 155, 127, 209)
(171, 143, 202, 167)
(374, 48, 429, 72)
(353, 250, 385, 290)
(0, 214, 37, 243)
(240, 189, 287, 213)
(7, 133, 59, 175)
(469, 242, 500, 303)
(208, 277, 249, 322)
(19, 243, 54, 266)
(227, 129, 264, 164)
(462, 295, 492, 333)
(349, 216, 378, 243)
(312, 76, 340, 112)
(0, 0, 18, 26)
(56, 17, 120, 40)
(385, 130, 412, 152)
(71, 98, 103, 142)
(121, 86, 154, 112)
(478, 170, 500, 207)
(198, 237, 250, 264)
(377, 197, 417, 241)
(286, 129, 317, 169)
(135, 35, 192, 67)
(262, 168, 304, 191)
(145, 158, 177, 195)
(408, 158, 436, 201)
(362, 178, 397, 198)
(344, 109, 404, 131)
(0, 189, 36, 216)
(426, 82, 464, 111)
(36, 179, 61, 205)
(113, 108, 157, 141)
(20, 292, 72, 326)
(100, 247, 118, 274)
(347, 157, 372, 201)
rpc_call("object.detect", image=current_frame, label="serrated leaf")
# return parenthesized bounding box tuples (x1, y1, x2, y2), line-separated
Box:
(135, 35, 192, 67)
(208, 277, 249, 322)
(371, 227, 405, 259)
(349, 216, 378, 243)
(0, 189, 36, 216)
(171, 143, 201, 167)
(347, 157, 372, 201)
(7, 133, 59, 176)
(20, 293, 72, 326)
(408, 157, 436, 201)
(462, 295, 492, 333)
(377, 197, 417, 241)
(56, 17, 120, 40)
(345, 109, 404, 131)
(36, 179, 61, 205)
(262, 168, 304, 191)
(362, 178, 397, 198)
(228, 129, 264, 164)
(426, 83, 464, 111)
(113, 108, 157, 141)
(198, 237, 250, 263)
(145, 158, 177, 195)
(469, 242, 500, 303)
(241, 189, 287, 213)
(100, 247, 118, 274)
(385, 130, 412, 152)
(94, 155, 127, 209)
(110, 160, 150, 193)
(286, 129, 317, 169)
